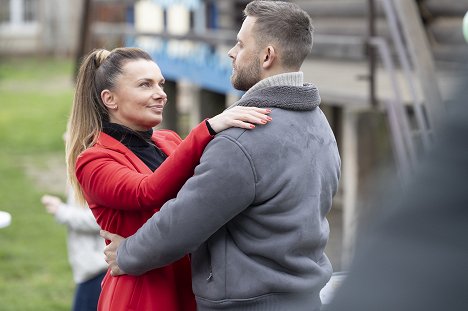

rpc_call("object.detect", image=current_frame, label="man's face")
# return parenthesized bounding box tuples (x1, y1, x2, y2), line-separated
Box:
(228, 16, 262, 91)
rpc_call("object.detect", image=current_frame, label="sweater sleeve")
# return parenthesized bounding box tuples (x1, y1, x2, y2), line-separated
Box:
(76, 121, 213, 211)
(117, 134, 256, 275)
(54, 203, 101, 233)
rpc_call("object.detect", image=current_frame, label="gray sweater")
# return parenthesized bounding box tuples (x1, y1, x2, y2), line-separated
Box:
(117, 73, 341, 310)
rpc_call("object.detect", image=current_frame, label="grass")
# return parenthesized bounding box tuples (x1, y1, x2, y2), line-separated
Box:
(0, 57, 76, 310)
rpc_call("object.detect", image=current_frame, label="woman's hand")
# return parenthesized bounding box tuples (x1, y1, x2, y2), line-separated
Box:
(207, 106, 272, 133)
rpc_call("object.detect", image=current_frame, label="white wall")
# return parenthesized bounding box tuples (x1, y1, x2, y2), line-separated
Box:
(0, 0, 82, 56)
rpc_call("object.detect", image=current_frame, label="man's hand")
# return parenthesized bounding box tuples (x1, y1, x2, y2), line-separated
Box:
(100, 230, 127, 276)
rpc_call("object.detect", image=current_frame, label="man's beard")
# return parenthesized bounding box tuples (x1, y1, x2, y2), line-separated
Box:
(231, 60, 261, 91)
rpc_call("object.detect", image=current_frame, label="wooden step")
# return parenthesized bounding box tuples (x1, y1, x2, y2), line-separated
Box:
(311, 44, 367, 61)
(313, 17, 390, 38)
(293, 0, 368, 17)
(424, 0, 468, 17)
(428, 17, 467, 45)
(432, 44, 468, 63)
(310, 17, 391, 60)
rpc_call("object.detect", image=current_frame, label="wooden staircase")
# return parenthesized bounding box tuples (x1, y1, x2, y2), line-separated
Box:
(293, 0, 467, 64)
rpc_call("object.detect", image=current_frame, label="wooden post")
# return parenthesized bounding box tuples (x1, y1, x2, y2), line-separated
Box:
(367, 0, 377, 107)
(392, 0, 444, 131)
(341, 108, 359, 269)
(176, 81, 201, 137)
(74, 0, 92, 80)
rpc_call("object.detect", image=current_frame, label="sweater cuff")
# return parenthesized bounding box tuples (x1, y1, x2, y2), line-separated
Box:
(204, 119, 217, 136)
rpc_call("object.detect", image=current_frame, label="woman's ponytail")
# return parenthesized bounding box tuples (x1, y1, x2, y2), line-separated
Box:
(66, 49, 109, 205)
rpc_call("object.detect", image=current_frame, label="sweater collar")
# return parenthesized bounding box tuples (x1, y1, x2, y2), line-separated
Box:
(243, 72, 304, 99)
(233, 72, 320, 111)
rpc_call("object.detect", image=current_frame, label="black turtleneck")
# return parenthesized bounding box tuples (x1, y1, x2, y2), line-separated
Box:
(102, 122, 167, 172)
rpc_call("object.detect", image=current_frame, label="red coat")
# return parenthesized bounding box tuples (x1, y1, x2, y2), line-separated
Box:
(75, 122, 213, 311)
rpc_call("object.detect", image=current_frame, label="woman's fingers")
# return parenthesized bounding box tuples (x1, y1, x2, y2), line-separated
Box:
(227, 120, 255, 130)
(207, 106, 273, 132)
(229, 107, 272, 126)
(232, 106, 271, 118)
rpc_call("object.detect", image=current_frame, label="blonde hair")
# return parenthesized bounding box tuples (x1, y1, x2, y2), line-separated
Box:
(66, 47, 153, 204)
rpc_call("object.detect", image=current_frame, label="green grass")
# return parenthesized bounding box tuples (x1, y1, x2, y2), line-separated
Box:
(0, 57, 75, 310)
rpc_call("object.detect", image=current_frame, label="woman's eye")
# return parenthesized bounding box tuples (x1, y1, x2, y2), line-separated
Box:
(140, 82, 150, 87)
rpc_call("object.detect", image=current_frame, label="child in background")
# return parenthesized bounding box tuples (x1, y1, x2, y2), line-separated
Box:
(41, 187, 106, 311)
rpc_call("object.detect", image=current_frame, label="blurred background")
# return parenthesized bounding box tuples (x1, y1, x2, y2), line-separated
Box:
(0, 0, 467, 309)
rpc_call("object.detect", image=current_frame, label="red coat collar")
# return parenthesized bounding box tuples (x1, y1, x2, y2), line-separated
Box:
(95, 131, 167, 174)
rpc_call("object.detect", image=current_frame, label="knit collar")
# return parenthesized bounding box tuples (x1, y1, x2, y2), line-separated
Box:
(232, 72, 320, 111)
(243, 72, 304, 98)
(102, 122, 154, 148)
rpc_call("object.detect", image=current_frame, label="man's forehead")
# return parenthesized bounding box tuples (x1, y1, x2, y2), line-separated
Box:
(238, 16, 256, 39)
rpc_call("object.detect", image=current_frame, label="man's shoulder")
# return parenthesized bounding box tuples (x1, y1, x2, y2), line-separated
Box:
(216, 127, 248, 141)
(208, 124, 273, 160)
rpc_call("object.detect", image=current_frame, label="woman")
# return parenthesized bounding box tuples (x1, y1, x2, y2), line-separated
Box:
(66, 47, 271, 310)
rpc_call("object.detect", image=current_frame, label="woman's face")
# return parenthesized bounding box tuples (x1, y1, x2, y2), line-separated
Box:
(103, 59, 167, 131)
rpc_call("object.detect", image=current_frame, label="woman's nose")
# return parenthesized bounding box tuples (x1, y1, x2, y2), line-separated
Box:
(153, 88, 167, 100)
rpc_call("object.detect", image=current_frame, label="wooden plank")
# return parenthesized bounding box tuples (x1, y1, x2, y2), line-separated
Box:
(341, 108, 359, 268)
(432, 45, 468, 63)
(312, 17, 390, 37)
(74, 0, 92, 79)
(428, 17, 466, 45)
(91, 22, 237, 45)
(312, 36, 367, 61)
(424, 0, 468, 17)
(293, 0, 369, 17)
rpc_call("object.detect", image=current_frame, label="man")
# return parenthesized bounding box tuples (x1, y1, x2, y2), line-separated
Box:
(102, 1, 340, 310)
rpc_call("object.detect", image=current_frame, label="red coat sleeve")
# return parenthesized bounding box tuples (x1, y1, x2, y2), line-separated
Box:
(76, 121, 213, 211)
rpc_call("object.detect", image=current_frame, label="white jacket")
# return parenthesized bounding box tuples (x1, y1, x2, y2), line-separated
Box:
(55, 189, 107, 284)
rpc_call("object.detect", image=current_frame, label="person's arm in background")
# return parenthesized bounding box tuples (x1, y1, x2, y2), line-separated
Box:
(41, 194, 100, 232)
(116, 135, 256, 275)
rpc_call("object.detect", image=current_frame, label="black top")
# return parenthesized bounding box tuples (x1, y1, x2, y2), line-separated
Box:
(102, 122, 167, 172)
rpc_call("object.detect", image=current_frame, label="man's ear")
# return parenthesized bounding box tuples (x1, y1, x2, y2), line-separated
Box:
(262, 45, 276, 69)
(101, 89, 117, 110)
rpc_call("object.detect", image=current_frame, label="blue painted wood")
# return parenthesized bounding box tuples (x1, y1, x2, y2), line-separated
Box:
(125, 2, 242, 95)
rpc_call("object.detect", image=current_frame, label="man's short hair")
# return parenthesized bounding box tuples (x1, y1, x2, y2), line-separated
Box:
(244, 0, 314, 69)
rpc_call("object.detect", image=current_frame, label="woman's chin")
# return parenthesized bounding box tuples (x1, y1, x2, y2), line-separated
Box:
(148, 118, 162, 129)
